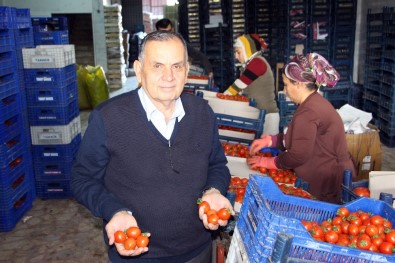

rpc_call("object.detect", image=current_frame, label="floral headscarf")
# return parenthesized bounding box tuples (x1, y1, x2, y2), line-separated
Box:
(284, 53, 340, 88)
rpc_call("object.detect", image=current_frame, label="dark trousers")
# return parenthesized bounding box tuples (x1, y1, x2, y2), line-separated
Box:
(185, 241, 212, 263)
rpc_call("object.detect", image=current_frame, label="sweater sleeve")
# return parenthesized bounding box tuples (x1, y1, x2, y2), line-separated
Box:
(227, 57, 268, 95)
(71, 110, 129, 221)
(204, 109, 231, 195)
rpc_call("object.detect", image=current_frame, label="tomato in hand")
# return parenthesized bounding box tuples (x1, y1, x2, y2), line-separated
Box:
(136, 235, 150, 248)
(208, 213, 219, 225)
(123, 238, 137, 250)
(126, 226, 142, 239)
(114, 230, 127, 243)
(217, 208, 231, 220)
(198, 200, 211, 214)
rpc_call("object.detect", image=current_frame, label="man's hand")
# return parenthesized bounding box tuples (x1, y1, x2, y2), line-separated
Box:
(106, 211, 149, 257)
(198, 189, 235, 230)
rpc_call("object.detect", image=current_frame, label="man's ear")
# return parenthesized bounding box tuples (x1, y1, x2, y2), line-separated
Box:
(133, 60, 142, 83)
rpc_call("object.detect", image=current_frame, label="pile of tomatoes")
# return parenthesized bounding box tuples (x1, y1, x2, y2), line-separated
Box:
(216, 93, 249, 102)
(228, 176, 249, 203)
(353, 186, 370, 197)
(302, 207, 395, 255)
(254, 167, 298, 185)
(197, 199, 231, 225)
(218, 125, 256, 135)
(222, 142, 249, 158)
(114, 226, 150, 250)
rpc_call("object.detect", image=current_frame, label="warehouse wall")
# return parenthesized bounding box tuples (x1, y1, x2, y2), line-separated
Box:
(355, 0, 395, 84)
(0, 0, 109, 71)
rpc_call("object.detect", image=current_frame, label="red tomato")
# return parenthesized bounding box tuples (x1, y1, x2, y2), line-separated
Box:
(208, 213, 219, 225)
(365, 225, 379, 237)
(379, 241, 394, 255)
(198, 200, 210, 214)
(353, 187, 370, 197)
(385, 231, 395, 245)
(357, 234, 372, 250)
(217, 208, 231, 220)
(370, 215, 385, 226)
(136, 235, 150, 248)
(325, 230, 339, 244)
(123, 238, 137, 250)
(336, 207, 350, 218)
(301, 220, 313, 231)
(126, 226, 142, 239)
(114, 230, 127, 243)
(310, 225, 324, 240)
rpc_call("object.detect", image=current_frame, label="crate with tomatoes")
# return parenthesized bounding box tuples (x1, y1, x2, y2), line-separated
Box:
(236, 174, 395, 263)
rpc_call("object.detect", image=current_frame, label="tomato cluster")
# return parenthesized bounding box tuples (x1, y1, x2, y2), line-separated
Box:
(216, 93, 249, 102)
(222, 142, 250, 158)
(277, 184, 316, 199)
(114, 227, 150, 250)
(254, 167, 297, 184)
(302, 207, 395, 255)
(197, 200, 231, 225)
(228, 176, 249, 203)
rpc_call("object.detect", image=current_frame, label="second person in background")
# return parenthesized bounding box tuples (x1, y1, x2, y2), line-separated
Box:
(224, 34, 279, 135)
(155, 18, 214, 79)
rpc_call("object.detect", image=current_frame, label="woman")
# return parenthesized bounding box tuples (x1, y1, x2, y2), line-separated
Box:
(247, 53, 356, 204)
(224, 34, 279, 135)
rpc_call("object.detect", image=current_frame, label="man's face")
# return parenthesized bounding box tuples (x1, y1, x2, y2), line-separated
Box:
(234, 47, 245, 64)
(134, 38, 189, 105)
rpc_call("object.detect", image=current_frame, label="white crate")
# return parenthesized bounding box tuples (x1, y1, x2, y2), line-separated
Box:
(22, 45, 76, 68)
(30, 115, 81, 145)
(226, 227, 249, 263)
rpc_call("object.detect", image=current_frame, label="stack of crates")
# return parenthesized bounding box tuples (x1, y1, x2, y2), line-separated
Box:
(31, 17, 69, 46)
(0, 6, 34, 232)
(22, 44, 81, 199)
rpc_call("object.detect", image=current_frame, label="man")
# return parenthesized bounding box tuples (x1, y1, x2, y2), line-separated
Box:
(71, 30, 233, 262)
(155, 18, 213, 78)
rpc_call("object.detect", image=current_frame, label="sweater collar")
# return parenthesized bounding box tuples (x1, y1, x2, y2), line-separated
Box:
(137, 88, 185, 122)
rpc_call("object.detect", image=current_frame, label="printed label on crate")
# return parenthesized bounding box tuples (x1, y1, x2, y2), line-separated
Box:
(32, 56, 54, 63)
(43, 153, 59, 157)
(36, 76, 53, 82)
(38, 132, 61, 140)
(38, 96, 54, 101)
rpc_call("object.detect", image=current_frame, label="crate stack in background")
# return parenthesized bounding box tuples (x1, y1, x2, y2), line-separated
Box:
(31, 16, 69, 46)
(103, 4, 127, 90)
(22, 44, 81, 199)
(0, 6, 35, 232)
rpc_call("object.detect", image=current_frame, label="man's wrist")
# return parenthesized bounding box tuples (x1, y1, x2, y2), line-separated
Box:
(202, 187, 220, 196)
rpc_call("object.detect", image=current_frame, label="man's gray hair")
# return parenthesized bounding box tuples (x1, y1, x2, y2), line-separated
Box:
(138, 31, 188, 63)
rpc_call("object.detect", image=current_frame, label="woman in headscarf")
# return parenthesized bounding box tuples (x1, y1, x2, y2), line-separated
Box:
(247, 53, 356, 204)
(224, 34, 279, 135)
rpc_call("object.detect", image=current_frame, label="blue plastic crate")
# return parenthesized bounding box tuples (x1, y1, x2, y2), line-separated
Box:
(25, 81, 77, 107)
(33, 159, 74, 181)
(35, 179, 72, 199)
(238, 175, 395, 263)
(0, 148, 28, 179)
(31, 17, 68, 31)
(0, 132, 26, 168)
(32, 133, 81, 163)
(0, 28, 14, 53)
(27, 98, 79, 125)
(24, 64, 76, 88)
(380, 132, 395, 147)
(378, 118, 395, 136)
(279, 100, 297, 115)
(0, 155, 28, 189)
(0, 112, 23, 143)
(0, 72, 17, 100)
(0, 176, 32, 209)
(0, 92, 21, 118)
(0, 7, 13, 29)
(216, 110, 266, 134)
(0, 50, 16, 77)
(33, 30, 69, 45)
(0, 187, 33, 232)
(11, 8, 31, 29)
(13, 27, 34, 50)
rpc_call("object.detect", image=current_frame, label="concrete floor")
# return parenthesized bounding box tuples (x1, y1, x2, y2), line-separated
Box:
(1, 76, 395, 263)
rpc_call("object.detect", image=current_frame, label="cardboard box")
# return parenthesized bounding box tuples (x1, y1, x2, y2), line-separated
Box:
(346, 129, 382, 181)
